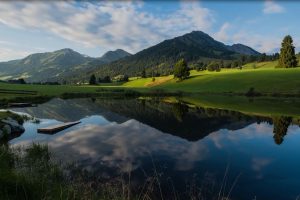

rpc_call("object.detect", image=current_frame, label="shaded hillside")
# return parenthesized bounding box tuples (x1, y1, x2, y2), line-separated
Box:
(227, 43, 260, 56)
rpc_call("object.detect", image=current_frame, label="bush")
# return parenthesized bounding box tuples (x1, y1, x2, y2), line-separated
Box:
(207, 62, 220, 72)
(245, 87, 261, 97)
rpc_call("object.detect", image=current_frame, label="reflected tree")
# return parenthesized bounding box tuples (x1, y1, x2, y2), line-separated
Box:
(172, 103, 188, 122)
(139, 99, 146, 111)
(272, 116, 292, 145)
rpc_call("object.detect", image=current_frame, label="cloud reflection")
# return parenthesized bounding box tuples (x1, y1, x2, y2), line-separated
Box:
(13, 119, 209, 174)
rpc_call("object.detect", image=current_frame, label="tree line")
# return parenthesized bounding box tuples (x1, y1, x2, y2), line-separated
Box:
(89, 74, 129, 85)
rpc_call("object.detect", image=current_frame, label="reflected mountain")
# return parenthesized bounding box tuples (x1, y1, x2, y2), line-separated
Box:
(92, 99, 272, 141)
(11, 98, 129, 123)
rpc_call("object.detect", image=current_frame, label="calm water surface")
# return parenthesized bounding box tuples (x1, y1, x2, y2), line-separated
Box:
(9, 98, 300, 200)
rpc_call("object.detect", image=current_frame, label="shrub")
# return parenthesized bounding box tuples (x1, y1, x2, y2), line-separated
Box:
(207, 62, 220, 72)
(245, 87, 261, 97)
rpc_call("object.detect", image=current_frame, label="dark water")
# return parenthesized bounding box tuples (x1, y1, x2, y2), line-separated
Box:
(9, 98, 300, 200)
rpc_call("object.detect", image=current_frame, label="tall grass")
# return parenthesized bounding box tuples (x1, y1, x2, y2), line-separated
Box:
(0, 143, 241, 200)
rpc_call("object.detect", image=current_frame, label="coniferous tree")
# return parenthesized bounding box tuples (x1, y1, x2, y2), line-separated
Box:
(103, 76, 111, 83)
(89, 74, 97, 85)
(141, 68, 146, 78)
(173, 59, 190, 80)
(279, 35, 298, 68)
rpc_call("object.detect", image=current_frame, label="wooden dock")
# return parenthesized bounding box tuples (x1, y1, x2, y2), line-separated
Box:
(37, 121, 81, 134)
(8, 103, 34, 108)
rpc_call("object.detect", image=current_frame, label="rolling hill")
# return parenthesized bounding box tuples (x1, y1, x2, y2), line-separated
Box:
(0, 48, 131, 82)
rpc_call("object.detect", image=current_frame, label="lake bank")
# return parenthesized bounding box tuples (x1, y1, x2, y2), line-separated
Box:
(2, 97, 300, 199)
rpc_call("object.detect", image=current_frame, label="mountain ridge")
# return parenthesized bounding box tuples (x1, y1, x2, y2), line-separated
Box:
(0, 30, 260, 82)
(226, 43, 260, 56)
(89, 31, 261, 79)
(0, 48, 131, 82)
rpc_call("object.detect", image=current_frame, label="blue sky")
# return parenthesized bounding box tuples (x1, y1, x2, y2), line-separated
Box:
(0, 0, 299, 61)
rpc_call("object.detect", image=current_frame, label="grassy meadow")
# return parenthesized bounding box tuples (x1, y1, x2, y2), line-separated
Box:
(124, 59, 300, 95)
(157, 67, 300, 94)
(1, 58, 300, 103)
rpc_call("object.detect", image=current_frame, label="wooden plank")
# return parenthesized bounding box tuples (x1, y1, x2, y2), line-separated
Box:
(8, 103, 33, 108)
(37, 121, 81, 134)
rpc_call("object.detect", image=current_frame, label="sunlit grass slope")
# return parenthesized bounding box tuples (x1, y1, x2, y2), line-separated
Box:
(124, 75, 173, 87)
(156, 67, 300, 94)
(123, 57, 300, 94)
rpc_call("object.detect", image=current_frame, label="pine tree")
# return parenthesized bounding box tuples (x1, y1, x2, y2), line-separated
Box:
(141, 68, 146, 78)
(173, 59, 190, 80)
(89, 74, 97, 85)
(279, 35, 298, 68)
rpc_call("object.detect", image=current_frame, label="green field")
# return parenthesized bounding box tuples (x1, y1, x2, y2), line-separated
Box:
(1, 59, 300, 102)
(0, 84, 101, 96)
(156, 67, 300, 94)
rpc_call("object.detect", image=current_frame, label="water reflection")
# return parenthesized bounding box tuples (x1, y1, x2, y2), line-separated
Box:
(8, 98, 300, 199)
(10, 98, 298, 145)
(272, 116, 292, 145)
(11, 98, 129, 123)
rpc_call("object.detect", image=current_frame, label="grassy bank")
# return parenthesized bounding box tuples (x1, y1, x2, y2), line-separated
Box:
(0, 143, 95, 200)
(0, 143, 237, 200)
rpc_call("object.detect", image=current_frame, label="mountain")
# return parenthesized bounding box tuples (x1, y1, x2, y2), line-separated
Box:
(0, 31, 260, 82)
(226, 43, 260, 56)
(0, 48, 130, 82)
(99, 49, 131, 63)
(90, 31, 261, 78)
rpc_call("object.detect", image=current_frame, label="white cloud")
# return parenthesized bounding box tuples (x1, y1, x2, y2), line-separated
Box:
(12, 119, 209, 173)
(263, 1, 285, 14)
(212, 24, 284, 53)
(0, 47, 31, 61)
(0, 1, 214, 54)
(232, 31, 281, 53)
(214, 22, 231, 42)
